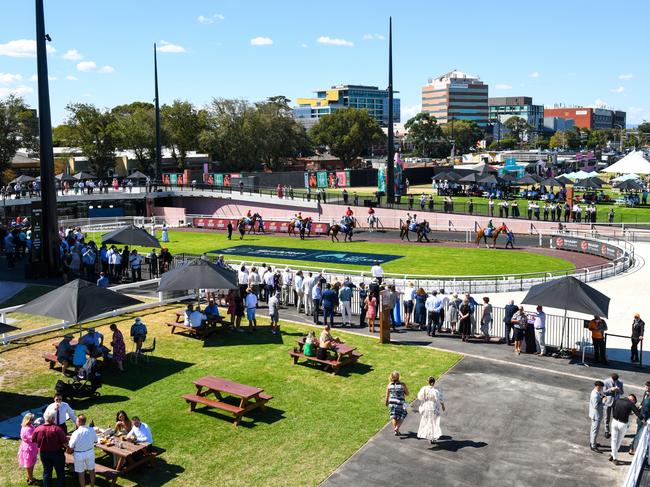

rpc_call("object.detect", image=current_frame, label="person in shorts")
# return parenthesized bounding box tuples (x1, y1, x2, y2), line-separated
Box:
(245, 288, 258, 331)
(68, 414, 97, 487)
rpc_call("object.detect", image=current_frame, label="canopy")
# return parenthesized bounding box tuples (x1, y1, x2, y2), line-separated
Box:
(611, 173, 640, 182)
(515, 174, 539, 185)
(615, 179, 643, 191)
(603, 151, 650, 175)
(158, 258, 238, 292)
(433, 171, 460, 182)
(542, 177, 565, 188)
(74, 171, 96, 180)
(479, 174, 505, 185)
(556, 175, 573, 185)
(10, 175, 35, 184)
(102, 224, 161, 248)
(17, 279, 142, 324)
(459, 173, 482, 184)
(572, 170, 593, 180)
(577, 178, 603, 189)
(521, 276, 610, 318)
(56, 173, 76, 181)
(126, 171, 149, 180)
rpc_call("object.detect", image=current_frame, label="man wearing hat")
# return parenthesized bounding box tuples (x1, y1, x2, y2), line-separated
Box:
(56, 334, 75, 374)
(130, 317, 147, 355)
(80, 328, 108, 358)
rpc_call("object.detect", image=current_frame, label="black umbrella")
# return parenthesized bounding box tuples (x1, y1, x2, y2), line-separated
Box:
(126, 171, 149, 180)
(459, 173, 481, 184)
(74, 171, 96, 180)
(615, 179, 643, 191)
(432, 172, 450, 182)
(556, 175, 573, 185)
(578, 178, 603, 189)
(542, 177, 565, 188)
(10, 175, 36, 184)
(479, 174, 504, 185)
(102, 224, 161, 248)
(515, 174, 539, 185)
(158, 258, 238, 292)
(56, 173, 76, 181)
(521, 276, 610, 353)
(17, 279, 143, 325)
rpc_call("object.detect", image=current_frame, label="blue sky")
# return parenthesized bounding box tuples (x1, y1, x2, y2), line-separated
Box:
(1, 0, 648, 126)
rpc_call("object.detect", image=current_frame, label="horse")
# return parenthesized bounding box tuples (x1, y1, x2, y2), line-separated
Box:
(416, 222, 431, 243)
(328, 223, 353, 242)
(288, 217, 312, 238)
(238, 213, 261, 234)
(475, 223, 508, 248)
(367, 214, 378, 232)
(400, 220, 421, 242)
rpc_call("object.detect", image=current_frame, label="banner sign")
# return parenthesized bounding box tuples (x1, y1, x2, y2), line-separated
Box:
(377, 168, 386, 193)
(305, 171, 351, 188)
(211, 245, 401, 266)
(551, 235, 624, 261)
(30, 202, 43, 263)
(316, 171, 328, 188)
(193, 217, 330, 235)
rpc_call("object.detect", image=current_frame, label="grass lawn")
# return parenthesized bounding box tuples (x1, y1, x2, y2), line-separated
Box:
(89, 230, 575, 277)
(0, 306, 460, 486)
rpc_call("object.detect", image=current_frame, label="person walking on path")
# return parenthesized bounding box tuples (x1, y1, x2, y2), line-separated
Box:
(630, 381, 650, 455)
(458, 297, 472, 342)
(610, 394, 645, 465)
(417, 376, 445, 444)
(588, 381, 607, 453)
(604, 373, 624, 438)
(533, 305, 546, 356)
(631, 313, 645, 363)
(18, 413, 38, 485)
(385, 371, 409, 436)
(587, 315, 608, 364)
(32, 409, 68, 487)
(480, 297, 493, 343)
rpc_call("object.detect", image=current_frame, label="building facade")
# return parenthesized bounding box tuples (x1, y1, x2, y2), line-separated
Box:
(293, 84, 400, 128)
(488, 96, 544, 133)
(421, 70, 489, 126)
(543, 107, 627, 130)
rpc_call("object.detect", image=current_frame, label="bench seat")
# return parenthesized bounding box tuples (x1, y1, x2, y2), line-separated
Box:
(167, 322, 211, 339)
(65, 452, 119, 485)
(181, 393, 245, 414)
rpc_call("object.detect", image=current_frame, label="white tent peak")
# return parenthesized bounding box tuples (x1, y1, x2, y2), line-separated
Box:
(603, 151, 650, 175)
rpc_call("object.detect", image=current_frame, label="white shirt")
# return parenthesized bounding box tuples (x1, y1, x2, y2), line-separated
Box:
(45, 401, 77, 426)
(425, 295, 436, 312)
(248, 272, 261, 286)
(245, 293, 258, 309)
(128, 422, 153, 444)
(534, 312, 546, 330)
(405, 286, 415, 303)
(295, 276, 304, 292)
(282, 271, 292, 286)
(263, 272, 274, 287)
(186, 310, 206, 328)
(238, 270, 249, 285)
(371, 265, 384, 278)
(69, 425, 97, 453)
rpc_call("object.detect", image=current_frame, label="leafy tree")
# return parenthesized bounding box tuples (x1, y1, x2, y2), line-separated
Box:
(112, 102, 156, 173)
(549, 131, 566, 149)
(62, 103, 118, 176)
(309, 108, 385, 166)
(404, 112, 445, 158)
(0, 95, 38, 182)
(503, 116, 532, 146)
(564, 127, 581, 150)
(441, 119, 483, 155)
(161, 100, 206, 170)
(496, 136, 518, 150)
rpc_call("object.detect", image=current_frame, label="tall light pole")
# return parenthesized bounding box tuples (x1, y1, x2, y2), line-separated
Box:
(154, 43, 162, 182)
(34, 0, 59, 276)
(386, 17, 395, 205)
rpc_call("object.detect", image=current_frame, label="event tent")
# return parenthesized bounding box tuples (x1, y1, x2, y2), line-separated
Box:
(602, 151, 650, 175)
(611, 173, 640, 182)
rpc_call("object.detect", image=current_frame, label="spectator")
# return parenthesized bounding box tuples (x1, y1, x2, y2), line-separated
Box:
(603, 373, 624, 439)
(18, 413, 38, 485)
(588, 315, 608, 364)
(245, 288, 258, 331)
(533, 305, 546, 356)
(480, 297, 493, 343)
(69, 414, 97, 487)
(44, 393, 77, 434)
(185, 305, 206, 328)
(358, 282, 368, 328)
(458, 297, 472, 342)
(630, 381, 650, 454)
(385, 371, 409, 436)
(126, 416, 153, 444)
(321, 283, 336, 326)
(294, 271, 305, 314)
(631, 313, 645, 363)
(610, 394, 644, 465)
(130, 317, 147, 354)
(96, 272, 109, 288)
(129, 250, 142, 282)
(416, 376, 445, 445)
(109, 324, 126, 372)
(268, 291, 280, 335)
(32, 409, 68, 487)
(339, 281, 353, 327)
(414, 288, 427, 331)
(503, 299, 518, 346)
(312, 281, 322, 325)
(371, 260, 384, 283)
(55, 334, 75, 374)
(511, 306, 528, 355)
(425, 291, 437, 337)
(364, 291, 378, 333)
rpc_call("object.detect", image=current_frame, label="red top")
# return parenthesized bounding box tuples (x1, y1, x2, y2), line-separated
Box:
(368, 207, 375, 214)
(345, 209, 353, 216)
(32, 424, 67, 452)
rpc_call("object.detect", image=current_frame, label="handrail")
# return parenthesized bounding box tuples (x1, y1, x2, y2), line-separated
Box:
(622, 424, 649, 487)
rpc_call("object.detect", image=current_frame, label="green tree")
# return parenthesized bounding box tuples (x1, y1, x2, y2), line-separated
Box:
(309, 108, 385, 166)
(63, 103, 118, 176)
(404, 112, 445, 158)
(503, 116, 532, 146)
(549, 131, 566, 149)
(161, 100, 206, 170)
(112, 102, 156, 173)
(441, 119, 483, 154)
(564, 128, 581, 150)
(0, 95, 37, 182)
(496, 136, 517, 150)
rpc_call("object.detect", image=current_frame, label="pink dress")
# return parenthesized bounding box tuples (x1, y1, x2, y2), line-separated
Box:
(18, 425, 37, 468)
(366, 297, 377, 320)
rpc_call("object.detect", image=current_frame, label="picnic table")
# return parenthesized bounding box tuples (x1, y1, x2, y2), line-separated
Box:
(43, 339, 110, 371)
(166, 310, 225, 340)
(289, 337, 362, 374)
(181, 375, 273, 426)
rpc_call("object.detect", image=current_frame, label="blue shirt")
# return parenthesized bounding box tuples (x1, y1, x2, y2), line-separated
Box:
(312, 286, 322, 300)
(97, 276, 109, 288)
(322, 289, 336, 308)
(204, 304, 220, 316)
(338, 286, 352, 302)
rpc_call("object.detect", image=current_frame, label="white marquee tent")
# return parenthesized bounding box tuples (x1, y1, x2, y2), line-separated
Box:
(602, 151, 650, 175)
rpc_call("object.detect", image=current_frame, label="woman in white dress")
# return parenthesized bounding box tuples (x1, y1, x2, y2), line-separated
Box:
(417, 376, 445, 444)
(161, 223, 169, 243)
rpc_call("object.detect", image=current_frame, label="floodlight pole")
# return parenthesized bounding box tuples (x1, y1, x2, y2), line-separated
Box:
(154, 43, 162, 183)
(386, 17, 395, 205)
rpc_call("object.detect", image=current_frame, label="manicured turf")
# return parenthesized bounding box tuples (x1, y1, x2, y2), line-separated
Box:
(0, 307, 460, 487)
(90, 230, 575, 277)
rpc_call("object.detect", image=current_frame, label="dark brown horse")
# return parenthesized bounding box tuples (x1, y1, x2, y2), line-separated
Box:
(328, 224, 353, 242)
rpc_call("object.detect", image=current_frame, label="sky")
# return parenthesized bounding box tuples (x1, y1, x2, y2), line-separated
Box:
(1, 0, 648, 126)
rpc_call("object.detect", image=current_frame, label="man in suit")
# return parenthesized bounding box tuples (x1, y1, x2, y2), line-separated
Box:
(589, 380, 609, 452)
(603, 373, 624, 438)
(503, 300, 518, 346)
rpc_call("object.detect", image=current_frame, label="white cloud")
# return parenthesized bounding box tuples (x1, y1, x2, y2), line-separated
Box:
(0, 85, 33, 97)
(250, 37, 273, 46)
(619, 73, 633, 81)
(317, 36, 354, 47)
(0, 39, 55, 58)
(610, 86, 625, 94)
(28, 74, 57, 81)
(0, 73, 22, 84)
(157, 40, 186, 53)
(362, 33, 385, 41)
(82, 93, 92, 98)
(495, 83, 512, 90)
(62, 49, 82, 60)
(29, 74, 38, 82)
(401, 104, 422, 121)
(594, 99, 608, 108)
(198, 13, 224, 24)
(48, 75, 57, 81)
(627, 106, 650, 125)
(301, 43, 308, 48)
(65, 75, 78, 81)
(76, 61, 115, 73)
(530, 71, 540, 78)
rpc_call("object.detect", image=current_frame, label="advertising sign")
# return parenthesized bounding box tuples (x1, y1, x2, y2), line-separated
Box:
(551, 235, 624, 261)
(316, 171, 328, 188)
(377, 168, 386, 192)
(30, 202, 43, 263)
(169, 173, 178, 186)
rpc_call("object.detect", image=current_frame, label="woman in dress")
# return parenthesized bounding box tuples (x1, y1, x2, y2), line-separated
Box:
(385, 371, 409, 436)
(110, 323, 126, 371)
(417, 376, 445, 444)
(414, 288, 427, 330)
(18, 413, 37, 485)
(447, 293, 461, 333)
(161, 224, 169, 243)
(115, 410, 133, 435)
(365, 293, 378, 333)
(458, 297, 472, 342)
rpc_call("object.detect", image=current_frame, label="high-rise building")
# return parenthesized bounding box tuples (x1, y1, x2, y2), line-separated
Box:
(488, 96, 544, 133)
(543, 107, 626, 129)
(421, 70, 489, 126)
(293, 84, 400, 128)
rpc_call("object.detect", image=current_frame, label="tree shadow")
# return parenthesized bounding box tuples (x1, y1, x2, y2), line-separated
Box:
(0, 322, 19, 333)
(72, 394, 130, 409)
(202, 325, 285, 348)
(0, 391, 51, 421)
(101, 356, 194, 391)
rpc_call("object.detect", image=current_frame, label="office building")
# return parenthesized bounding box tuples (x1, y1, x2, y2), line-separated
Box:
(543, 107, 626, 130)
(293, 84, 400, 128)
(488, 96, 544, 133)
(421, 70, 489, 126)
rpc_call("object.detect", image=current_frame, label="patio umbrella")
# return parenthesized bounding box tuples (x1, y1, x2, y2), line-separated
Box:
(158, 258, 238, 292)
(556, 175, 573, 185)
(515, 174, 539, 185)
(478, 174, 504, 185)
(10, 175, 36, 184)
(102, 224, 161, 248)
(17, 279, 142, 332)
(542, 177, 565, 188)
(521, 276, 610, 353)
(459, 173, 482, 184)
(530, 174, 545, 183)
(126, 171, 149, 180)
(615, 179, 643, 191)
(578, 178, 602, 189)
(74, 171, 96, 180)
(56, 173, 76, 181)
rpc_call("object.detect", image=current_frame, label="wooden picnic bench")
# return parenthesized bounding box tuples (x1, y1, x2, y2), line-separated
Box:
(181, 375, 273, 426)
(65, 452, 120, 486)
(289, 337, 362, 375)
(45, 340, 110, 371)
(167, 310, 225, 340)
